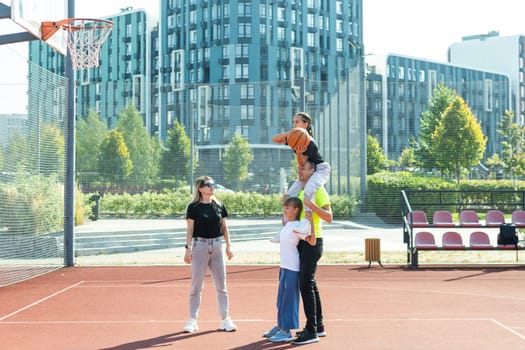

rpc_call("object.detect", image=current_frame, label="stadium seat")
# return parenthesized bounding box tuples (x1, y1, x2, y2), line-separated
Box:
(511, 210, 525, 228)
(415, 231, 438, 250)
(469, 231, 493, 250)
(459, 210, 481, 227)
(432, 210, 455, 227)
(406, 210, 429, 227)
(442, 231, 465, 249)
(485, 210, 505, 227)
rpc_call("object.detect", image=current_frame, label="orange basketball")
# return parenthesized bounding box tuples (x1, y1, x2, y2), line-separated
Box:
(287, 128, 310, 149)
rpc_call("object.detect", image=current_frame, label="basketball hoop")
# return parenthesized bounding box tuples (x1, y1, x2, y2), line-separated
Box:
(42, 18, 113, 70)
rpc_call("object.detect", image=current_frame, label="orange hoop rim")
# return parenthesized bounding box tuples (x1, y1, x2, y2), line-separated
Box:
(42, 18, 114, 41)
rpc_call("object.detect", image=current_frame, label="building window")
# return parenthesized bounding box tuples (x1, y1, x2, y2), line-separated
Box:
(278, 27, 285, 41)
(222, 65, 230, 80)
(241, 84, 254, 99)
(133, 75, 143, 112)
(278, 7, 285, 21)
(236, 44, 249, 58)
(235, 63, 249, 79)
(238, 2, 251, 17)
(260, 4, 266, 17)
(484, 79, 493, 111)
(307, 13, 315, 27)
(336, 38, 343, 51)
(240, 105, 254, 120)
(398, 66, 404, 79)
(428, 70, 437, 95)
(235, 126, 249, 138)
(336, 0, 343, 15)
(307, 33, 315, 47)
(260, 23, 266, 37)
(336, 19, 343, 33)
(239, 23, 251, 38)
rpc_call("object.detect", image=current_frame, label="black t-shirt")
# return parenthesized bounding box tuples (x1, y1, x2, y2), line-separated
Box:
(186, 201, 228, 238)
(302, 139, 324, 164)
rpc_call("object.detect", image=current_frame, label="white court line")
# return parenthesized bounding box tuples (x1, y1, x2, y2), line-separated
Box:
(490, 319, 525, 340)
(0, 281, 84, 321)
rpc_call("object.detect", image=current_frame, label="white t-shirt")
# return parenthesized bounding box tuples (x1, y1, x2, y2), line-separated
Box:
(279, 220, 309, 272)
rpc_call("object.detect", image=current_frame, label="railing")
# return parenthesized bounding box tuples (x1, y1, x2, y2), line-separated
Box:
(400, 189, 525, 267)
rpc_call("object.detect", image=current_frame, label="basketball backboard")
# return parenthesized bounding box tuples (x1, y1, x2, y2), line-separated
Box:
(10, 0, 68, 55)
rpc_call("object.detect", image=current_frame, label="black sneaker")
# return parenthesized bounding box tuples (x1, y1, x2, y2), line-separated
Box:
(296, 327, 326, 337)
(292, 331, 319, 345)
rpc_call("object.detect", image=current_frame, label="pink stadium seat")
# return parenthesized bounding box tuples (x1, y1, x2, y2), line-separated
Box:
(459, 210, 481, 227)
(442, 231, 466, 250)
(511, 210, 525, 228)
(407, 210, 429, 227)
(415, 231, 438, 250)
(469, 231, 493, 250)
(485, 210, 505, 227)
(432, 210, 455, 227)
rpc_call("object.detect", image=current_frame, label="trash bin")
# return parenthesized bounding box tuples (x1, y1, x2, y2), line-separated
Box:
(365, 238, 383, 268)
(89, 194, 101, 221)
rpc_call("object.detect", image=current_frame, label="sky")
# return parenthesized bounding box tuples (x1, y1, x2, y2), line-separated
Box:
(1, 0, 525, 114)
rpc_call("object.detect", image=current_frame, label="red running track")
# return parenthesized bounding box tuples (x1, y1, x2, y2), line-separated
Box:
(0, 265, 525, 350)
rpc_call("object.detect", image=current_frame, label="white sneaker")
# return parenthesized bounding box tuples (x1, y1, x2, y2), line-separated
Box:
(219, 316, 237, 332)
(183, 318, 198, 333)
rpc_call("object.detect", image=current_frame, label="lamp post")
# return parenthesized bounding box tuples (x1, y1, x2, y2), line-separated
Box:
(189, 102, 195, 191)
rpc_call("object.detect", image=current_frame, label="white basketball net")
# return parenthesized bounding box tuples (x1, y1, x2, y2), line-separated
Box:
(63, 19, 113, 70)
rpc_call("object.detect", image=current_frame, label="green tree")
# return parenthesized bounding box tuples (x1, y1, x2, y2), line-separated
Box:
(497, 110, 525, 185)
(98, 129, 133, 183)
(415, 84, 456, 171)
(367, 132, 386, 175)
(431, 95, 486, 183)
(4, 130, 28, 173)
(76, 110, 107, 183)
(38, 123, 65, 177)
(116, 103, 160, 184)
(160, 119, 195, 182)
(398, 146, 417, 171)
(223, 133, 254, 191)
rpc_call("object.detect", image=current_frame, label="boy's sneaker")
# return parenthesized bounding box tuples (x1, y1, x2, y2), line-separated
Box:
(292, 330, 319, 345)
(263, 325, 280, 338)
(183, 318, 198, 333)
(268, 330, 293, 342)
(219, 316, 237, 332)
(296, 326, 326, 337)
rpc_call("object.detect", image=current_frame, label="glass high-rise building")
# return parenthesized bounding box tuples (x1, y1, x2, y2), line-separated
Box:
(28, 1, 365, 196)
(158, 0, 365, 194)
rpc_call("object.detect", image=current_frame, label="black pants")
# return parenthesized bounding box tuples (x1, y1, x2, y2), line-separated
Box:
(298, 238, 323, 333)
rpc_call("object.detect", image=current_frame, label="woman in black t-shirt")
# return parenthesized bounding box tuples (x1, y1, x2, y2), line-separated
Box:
(182, 176, 237, 333)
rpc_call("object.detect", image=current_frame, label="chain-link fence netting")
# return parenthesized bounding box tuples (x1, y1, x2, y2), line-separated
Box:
(0, 60, 67, 286)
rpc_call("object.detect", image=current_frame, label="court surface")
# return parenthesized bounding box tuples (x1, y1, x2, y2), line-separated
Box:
(1, 265, 524, 350)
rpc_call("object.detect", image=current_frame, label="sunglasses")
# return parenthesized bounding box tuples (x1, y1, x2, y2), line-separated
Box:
(200, 182, 216, 188)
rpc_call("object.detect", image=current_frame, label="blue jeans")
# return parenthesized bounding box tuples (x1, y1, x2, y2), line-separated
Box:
(276, 268, 300, 330)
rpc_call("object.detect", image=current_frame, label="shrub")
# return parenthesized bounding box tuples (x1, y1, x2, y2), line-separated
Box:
(0, 174, 63, 234)
(95, 189, 359, 218)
